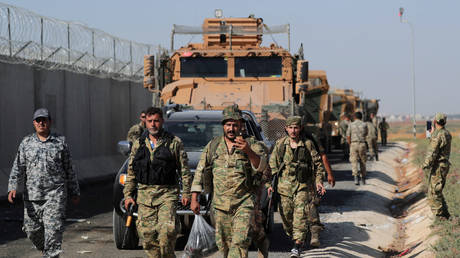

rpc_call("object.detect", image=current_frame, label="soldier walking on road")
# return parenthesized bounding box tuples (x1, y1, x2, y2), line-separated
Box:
(339, 113, 351, 160)
(126, 110, 146, 143)
(269, 116, 325, 257)
(302, 127, 335, 248)
(422, 113, 451, 220)
(347, 111, 368, 185)
(8, 108, 80, 258)
(366, 117, 379, 161)
(378, 117, 389, 146)
(190, 105, 268, 258)
(123, 107, 192, 257)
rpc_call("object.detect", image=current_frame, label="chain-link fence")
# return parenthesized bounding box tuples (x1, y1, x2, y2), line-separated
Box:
(0, 3, 161, 80)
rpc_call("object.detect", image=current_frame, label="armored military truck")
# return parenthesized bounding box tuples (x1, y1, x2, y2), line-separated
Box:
(144, 14, 312, 142)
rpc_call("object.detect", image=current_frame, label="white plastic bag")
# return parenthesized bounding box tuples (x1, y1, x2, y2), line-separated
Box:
(182, 215, 218, 258)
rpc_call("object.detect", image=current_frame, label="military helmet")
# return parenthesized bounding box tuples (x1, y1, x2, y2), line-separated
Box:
(222, 104, 243, 124)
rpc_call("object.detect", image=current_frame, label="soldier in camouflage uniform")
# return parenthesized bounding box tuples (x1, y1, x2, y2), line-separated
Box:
(190, 105, 268, 258)
(347, 111, 368, 185)
(124, 107, 191, 257)
(366, 118, 378, 161)
(339, 113, 351, 160)
(422, 113, 451, 219)
(126, 110, 146, 143)
(8, 108, 80, 258)
(269, 116, 325, 257)
(378, 117, 390, 146)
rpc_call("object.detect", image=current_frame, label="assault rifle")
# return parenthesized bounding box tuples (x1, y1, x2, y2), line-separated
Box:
(266, 162, 285, 230)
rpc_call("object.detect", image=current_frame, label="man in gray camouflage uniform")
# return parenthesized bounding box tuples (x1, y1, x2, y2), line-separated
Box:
(8, 108, 80, 258)
(347, 111, 368, 185)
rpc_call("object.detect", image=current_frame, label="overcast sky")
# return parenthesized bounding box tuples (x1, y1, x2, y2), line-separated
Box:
(2, 0, 459, 116)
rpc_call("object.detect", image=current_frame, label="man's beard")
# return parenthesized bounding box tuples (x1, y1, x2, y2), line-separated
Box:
(148, 127, 161, 136)
(224, 129, 237, 141)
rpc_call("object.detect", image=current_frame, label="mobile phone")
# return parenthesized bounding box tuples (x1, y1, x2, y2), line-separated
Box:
(426, 120, 432, 131)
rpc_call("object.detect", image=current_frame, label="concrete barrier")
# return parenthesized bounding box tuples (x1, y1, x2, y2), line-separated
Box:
(0, 60, 152, 200)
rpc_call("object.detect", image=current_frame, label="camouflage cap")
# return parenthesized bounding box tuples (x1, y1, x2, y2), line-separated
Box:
(222, 104, 243, 124)
(285, 116, 302, 126)
(32, 108, 50, 121)
(434, 112, 447, 122)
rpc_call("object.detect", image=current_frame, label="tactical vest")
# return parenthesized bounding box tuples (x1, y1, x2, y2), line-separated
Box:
(132, 132, 178, 185)
(277, 137, 313, 183)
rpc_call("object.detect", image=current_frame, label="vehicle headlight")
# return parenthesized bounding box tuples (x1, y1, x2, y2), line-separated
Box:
(119, 174, 126, 185)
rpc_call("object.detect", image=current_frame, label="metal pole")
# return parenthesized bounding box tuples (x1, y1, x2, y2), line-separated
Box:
(400, 9, 416, 139)
(129, 41, 133, 75)
(67, 23, 71, 62)
(40, 18, 44, 60)
(113, 38, 116, 72)
(170, 26, 175, 53)
(91, 30, 95, 57)
(287, 24, 291, 52)
(229, 25, 233, 50)
(7, 8, 12, 56)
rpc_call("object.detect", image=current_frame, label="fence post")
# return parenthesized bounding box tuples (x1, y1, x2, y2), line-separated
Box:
(40, 18, 44, 60)
(67, 23, 70, 62)
(129, 41, 133, 75)
(7, 7, 12, 56)
(113, 38, 116, 72)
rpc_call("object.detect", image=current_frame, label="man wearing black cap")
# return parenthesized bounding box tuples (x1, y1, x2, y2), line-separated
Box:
(7, 108, 80, 258)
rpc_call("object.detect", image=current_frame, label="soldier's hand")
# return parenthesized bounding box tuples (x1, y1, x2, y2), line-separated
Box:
(234, 137, 250, 153)
(327, 174, 336, 187)
(267, 187, 274, 196)
(124, 197, 136, 210)
(316, 183, 326, 196)
(71, 196, 80, 206)
(181, 197, 190, 206)
(190, 199, 200, 215)
(8, 190, 16, 204)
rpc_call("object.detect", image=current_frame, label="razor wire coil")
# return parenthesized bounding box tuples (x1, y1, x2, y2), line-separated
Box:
(0, 3, 162, 81)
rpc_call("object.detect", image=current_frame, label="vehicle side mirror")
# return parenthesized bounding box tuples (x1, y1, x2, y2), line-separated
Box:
(118, 141, 131, 156)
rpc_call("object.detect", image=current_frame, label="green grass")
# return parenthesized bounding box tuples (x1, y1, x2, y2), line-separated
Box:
(398, 135, 460, 257)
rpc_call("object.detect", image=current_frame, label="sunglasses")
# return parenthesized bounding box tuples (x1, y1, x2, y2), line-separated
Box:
(35, 117, 49, 123)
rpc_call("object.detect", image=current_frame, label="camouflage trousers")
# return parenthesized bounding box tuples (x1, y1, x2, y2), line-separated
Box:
(367, 138, 378, 159)
(349, 142, 367, 177)
(428, 163, 450, 216)
(309, 195, 323, 236)
(23, 198, 66, 258)
(250, 187, 269, 257)
(279, 190, 314, 242)
(136, 198, 178, 258)
(214, 197, 253, 258)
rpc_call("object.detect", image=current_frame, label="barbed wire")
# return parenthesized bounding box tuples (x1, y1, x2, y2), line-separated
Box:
(0, 3, 162, 81)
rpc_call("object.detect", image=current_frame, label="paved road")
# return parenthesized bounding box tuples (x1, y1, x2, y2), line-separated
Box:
(0, 145, 399, 257)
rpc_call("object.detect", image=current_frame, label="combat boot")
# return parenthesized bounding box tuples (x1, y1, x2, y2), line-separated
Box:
(354, 176, 359, 185)
(310, 227, 321, 248)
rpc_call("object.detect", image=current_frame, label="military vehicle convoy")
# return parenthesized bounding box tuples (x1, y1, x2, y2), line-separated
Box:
(144, 15, 312, 142)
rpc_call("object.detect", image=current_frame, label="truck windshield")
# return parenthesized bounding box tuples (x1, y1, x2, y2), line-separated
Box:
(235, 56, 282, 77)
(164, 120, 223, 151)
(180, 57, 227, 77)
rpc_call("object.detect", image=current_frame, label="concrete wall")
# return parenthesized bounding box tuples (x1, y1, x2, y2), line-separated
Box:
(0, 61, 153, 198)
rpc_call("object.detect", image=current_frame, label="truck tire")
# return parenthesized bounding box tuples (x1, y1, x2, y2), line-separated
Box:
(113, 209, 139, 249)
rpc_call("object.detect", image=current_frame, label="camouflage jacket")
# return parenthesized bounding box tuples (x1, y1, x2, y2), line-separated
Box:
(191, 136, 268, 212)
(378, 121, 390, 132)
(366, 121, 378, 140)
(339, 120, 350, 139)
(126, 122, 145, 143)
(347, 120, 368, 143)
(372, 117, 378, 130)
(8, 132, 80, 201)
(269, 136, 324, 198)
(422, 127, 451, 169)
(123, 130, 191, 206)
